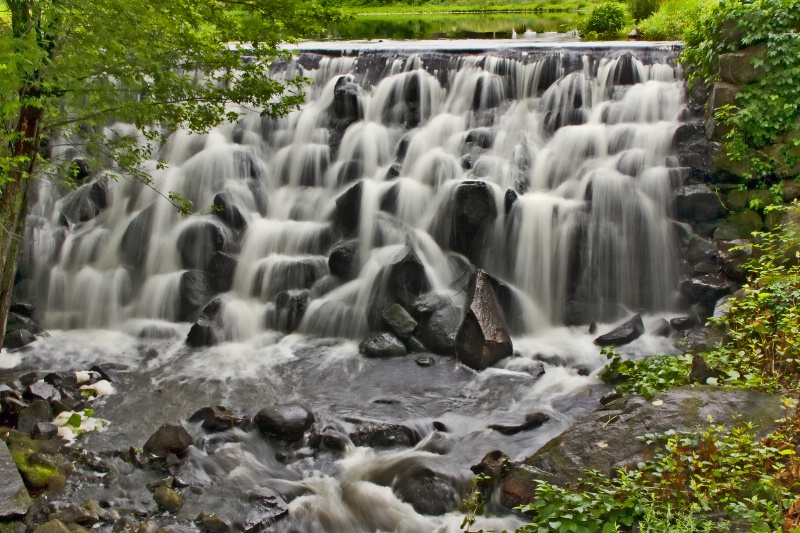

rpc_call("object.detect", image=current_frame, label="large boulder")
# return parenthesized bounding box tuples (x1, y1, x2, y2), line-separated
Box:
(680, 274, 733, 315)
(332, 181, 363, 237)
(456, 270, 513, 371)
(675, 184, 727, 224)
(0, 440, 32, 518)
(366, 247, 431, 330)
(594, 314, 645, 347)
(328, 239, 360, 280)
(718, 43, 767, 85)
(58, 179, 109, 226)
(393, 468, 458, 516)
(381, 304, 417, 339)
(120, 205, 155, 271)
(254, 404, 315, 440)
(274, 289, 309, 333)
(212, 192, 247, 231)
(705, 83, 740, 141)
(415, 293, 461, 355)
(500, 386, 784, 508)
(331, 76, 361, 127)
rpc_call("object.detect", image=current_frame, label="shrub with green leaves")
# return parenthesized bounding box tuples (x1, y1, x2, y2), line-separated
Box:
(601, 351, 692, 399)
(579, 2, 629, 38)
(680, 0, 800, 181)
(626, 0, 659, 22)
(637, 0, 713, 40)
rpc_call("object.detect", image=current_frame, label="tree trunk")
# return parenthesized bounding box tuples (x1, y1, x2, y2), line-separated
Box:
(0, 104, 42, 345)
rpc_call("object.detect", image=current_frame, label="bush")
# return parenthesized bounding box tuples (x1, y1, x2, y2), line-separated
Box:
(626, 0, 659, 22)
(579, 2, 629, 37)
(638, 0, 711, 40)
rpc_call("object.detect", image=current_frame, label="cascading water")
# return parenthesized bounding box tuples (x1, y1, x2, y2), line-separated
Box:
(8, 41, 689, 532)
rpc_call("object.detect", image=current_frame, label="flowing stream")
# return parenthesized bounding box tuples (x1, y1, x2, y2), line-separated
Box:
(5, 41, 687, 532)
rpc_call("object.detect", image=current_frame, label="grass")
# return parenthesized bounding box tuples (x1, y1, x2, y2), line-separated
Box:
(340, 0, 604, 15)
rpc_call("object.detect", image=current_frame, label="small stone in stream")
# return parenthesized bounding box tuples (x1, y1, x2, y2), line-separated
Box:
(651, 318, 671, 337)
(600, 389, 623, 405)
(146, 478, 173, 490)
(43, 372, 78, 390)
(50, 503, 99, 525)
(143, 424, 193, 457)
(136, 521, 157, 533)
(18, 398, 53, 434)
(153, 486, 183, 512)
(19, 372, 39, 387)
(254, 404, 315, 440)
(432, 421, 448, 432)
(90, 364, 123, 383)
(112, 517, 140, 533)
(588, 322, 597, 334)
(188, 406, 245, 432)
(25, 381, 61, 402)
(471, 449, 511, 480)
(355, 423, 418, 448)
(575, 365, 592, 377)
(488, 412, 550, 435)
(33, 422, 59, 440)
(33, 521, 72, 533)
(415, 356, 435, 367)
(196, 512, 230, 533)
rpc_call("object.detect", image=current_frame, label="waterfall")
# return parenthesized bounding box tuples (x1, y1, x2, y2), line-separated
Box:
(19, 43, 686, 341)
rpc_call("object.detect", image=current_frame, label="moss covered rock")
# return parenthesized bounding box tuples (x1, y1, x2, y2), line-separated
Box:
(153, 486, 183, 512)
(6, 431, 69, 493)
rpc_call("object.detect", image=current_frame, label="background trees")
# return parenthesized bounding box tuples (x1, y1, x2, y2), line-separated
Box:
(0, 0, 338, 341)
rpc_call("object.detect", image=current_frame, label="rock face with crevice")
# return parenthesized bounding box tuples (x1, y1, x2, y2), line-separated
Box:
(499, 386, 784, 509)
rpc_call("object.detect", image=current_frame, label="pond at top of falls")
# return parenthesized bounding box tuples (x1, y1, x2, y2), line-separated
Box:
(6, 41, 688, 532)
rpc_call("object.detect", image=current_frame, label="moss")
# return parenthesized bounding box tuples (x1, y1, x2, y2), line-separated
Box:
(6, 433, 68, 492)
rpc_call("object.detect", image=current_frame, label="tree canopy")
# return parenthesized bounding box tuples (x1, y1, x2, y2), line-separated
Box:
(0, 0, 340, 341)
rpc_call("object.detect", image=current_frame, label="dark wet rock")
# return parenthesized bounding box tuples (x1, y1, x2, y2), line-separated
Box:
(680, 274, 733, 315)
(594, 314, 645, 347)
(254, 404, 314, 440)
(59, 179, 109, 226)
(90, 364, 123, 384)
(32, 422, 59, 440)
(501, 386, 783, 507)
(143, 424, 193, 457)
(651, 318, 671, 337)
(359, 332, 407, 358)
(208, 252, 238, 293)
(670, 315, 701, 331)
(19, 372, 40, 386)
(332, 181, 363, 237)
(675, 184, 727, 223)
(331, 76, 361, 126)
(43, 372, 78, 391)
(488, 412, 549, 435)
(384, 162, 402, 182)
(120, 205, 155, 270)
(275, 290, 309, 333)
(588, 322, 597, 334)
(309, 426, 349, 452)
(456, 270, 513, 371)
(112, 517, 140, 533)
(404, 335, 426, 354)
(9, 302, 35, 318)
(186, 319, 219, 347)
(196, 512, 230, 533)
(328, 239, 359, 280)
(178, 271, 215, 322)
(188, 406, 246, 433)
(417, 431, 451, 455)
(416, 297, 460, 355)
(18, 399, 53, 434)
(153, 486, 183, 513)
(6, 432, 69, 492)
(381, 304, 417, 339)
(212, 193, 247, 231)
(465, 128, 494, 149)
(3, 330, 35, 349)
(504, 189, 517, 215)
(337, 160, 365, 187)
(471, 449, 510, 480)
(353, 423, 418, 448)
(685, 235, 717, 264)
(366, 247, 431, 330)
(6, 313, 40, 334)
(717, 239, 753, 283)
(393, 468, 457, 516)
(415, 356, 435, 367)
(309, 274, 340, 299)
(0, 440, 31, 518)
(176, 222, 231, 272)
(689, 354, 721, 384)
(451, 181, 498, 259)
(242, 492, 289, 532)
(25, 382, 61, 403)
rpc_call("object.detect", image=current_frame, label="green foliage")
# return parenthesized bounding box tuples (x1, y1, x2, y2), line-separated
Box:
(679, 0, 800, 181)
(515, 417, 800, 533)
(579, 2, 629, 38)
(637, 0, 712, 40)
(626, 0, 658, 23)
(601, 351, 692, 399)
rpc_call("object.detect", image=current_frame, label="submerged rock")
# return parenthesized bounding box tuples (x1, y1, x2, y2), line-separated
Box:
(456, 270, 513, 371)
(488, 412, 550, 435)
(393, 467, 458, 516)
(153, 486, 183, 512)
(594, 314, 645, 347)
(254, 404, 315, 440)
